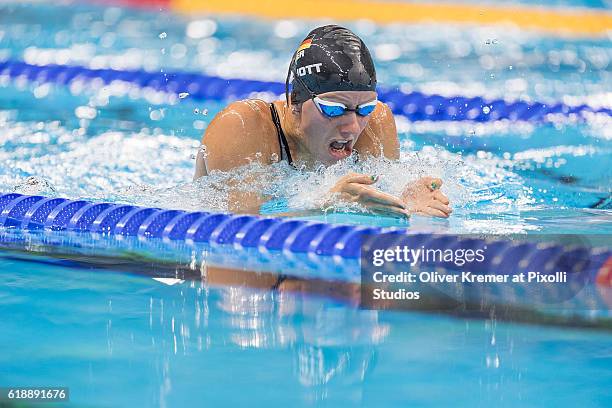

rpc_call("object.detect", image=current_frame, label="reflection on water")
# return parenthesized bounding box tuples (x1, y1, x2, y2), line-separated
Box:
(206, 265, 389, 393)
(2, 253, 612, 407)
(0, 253, 391, 405)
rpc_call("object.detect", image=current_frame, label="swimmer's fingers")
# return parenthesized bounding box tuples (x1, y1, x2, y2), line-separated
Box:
(331, 173, 407, 211)
(330, 173, 379, 199)
(342, 172, 379, 185)
(408, 199, 451, 218)
(417, 176, 443, 191)
(348, 184, 406, 210)
(428, 200, 452, 216)
(367, 204, 411, 219)
(433, 189, 450, 205)
(412, 207, 450, 218)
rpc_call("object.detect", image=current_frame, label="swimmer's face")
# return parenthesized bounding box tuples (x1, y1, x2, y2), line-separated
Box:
(297, 90, 377, 165)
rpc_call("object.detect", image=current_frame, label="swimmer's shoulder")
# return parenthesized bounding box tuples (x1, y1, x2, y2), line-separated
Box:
(356, 101, 400, 160)
(201, 99, 279, 171)
(205, 99, 275, 136)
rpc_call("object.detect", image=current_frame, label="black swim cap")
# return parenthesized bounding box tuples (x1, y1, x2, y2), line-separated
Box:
(286, 25, 377, 105)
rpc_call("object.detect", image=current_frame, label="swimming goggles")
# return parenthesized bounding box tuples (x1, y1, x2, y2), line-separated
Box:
(313, 97, 378, 118)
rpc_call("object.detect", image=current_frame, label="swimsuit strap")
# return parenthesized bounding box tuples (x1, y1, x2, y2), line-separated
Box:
(269, 103, 294, 166)
(271, 274, 288, 290)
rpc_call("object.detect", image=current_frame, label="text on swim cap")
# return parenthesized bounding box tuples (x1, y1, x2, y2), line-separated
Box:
(296, 63, 322, 77)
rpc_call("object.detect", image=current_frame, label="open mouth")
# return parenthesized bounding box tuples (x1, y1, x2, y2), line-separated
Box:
(328, 139, 353, 159)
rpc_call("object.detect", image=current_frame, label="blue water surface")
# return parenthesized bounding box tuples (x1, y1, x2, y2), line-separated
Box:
(1, 1, 610, 233)
(0, 2, 611, 406)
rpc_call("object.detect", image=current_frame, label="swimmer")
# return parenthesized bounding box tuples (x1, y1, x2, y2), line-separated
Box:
(194, 25, 452, 218)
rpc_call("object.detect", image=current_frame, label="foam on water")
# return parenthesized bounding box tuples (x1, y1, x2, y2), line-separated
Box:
(0, 110, 538, 229)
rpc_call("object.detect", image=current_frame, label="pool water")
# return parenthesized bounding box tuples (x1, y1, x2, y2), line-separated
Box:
(0, 1, 611, 406)
(1, 255, 611, 407)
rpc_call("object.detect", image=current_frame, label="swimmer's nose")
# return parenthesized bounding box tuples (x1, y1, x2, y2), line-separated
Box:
(337, 112, 361, 136)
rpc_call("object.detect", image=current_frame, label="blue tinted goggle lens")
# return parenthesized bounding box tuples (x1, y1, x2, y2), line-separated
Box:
(356, 103, 376, 116)
(318, 104, 346, 117)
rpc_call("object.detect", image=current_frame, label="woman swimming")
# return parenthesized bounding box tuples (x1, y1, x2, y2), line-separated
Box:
(194, 25, 452, 218)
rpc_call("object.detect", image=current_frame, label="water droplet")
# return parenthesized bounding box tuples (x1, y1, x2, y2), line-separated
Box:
(149, 109, 163, 121)
(194, 108, 200, 114)
(482, 106, 491, 114)
(489, 73, 495, 79)
(159, 32, 167, 39)
(75, 105, 97, 119)
(201, 108, 208, 116)
(508, 65, 513, 70)
(270, 152, 279, 162)
(178, 92, 189, 99)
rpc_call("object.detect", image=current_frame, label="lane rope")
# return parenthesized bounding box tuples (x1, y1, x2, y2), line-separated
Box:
(2, 60, 609, 123)
(2, 191, 611, 318)
(0, 193, 609, 273)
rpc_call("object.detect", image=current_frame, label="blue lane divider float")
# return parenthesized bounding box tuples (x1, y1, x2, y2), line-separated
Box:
(1, 60, 610, 122)
(0, 192, 375, 260)
(3, 192, 611, 317)
(2, 192, 611, 283)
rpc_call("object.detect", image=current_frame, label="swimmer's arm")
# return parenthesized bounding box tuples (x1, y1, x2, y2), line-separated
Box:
(193, 101, 281, 214)
(194, 101, 273, 179)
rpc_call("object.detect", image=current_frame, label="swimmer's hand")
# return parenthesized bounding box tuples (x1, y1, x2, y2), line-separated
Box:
(325, 173, 410, 218)
(401, 177, 452, 218)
